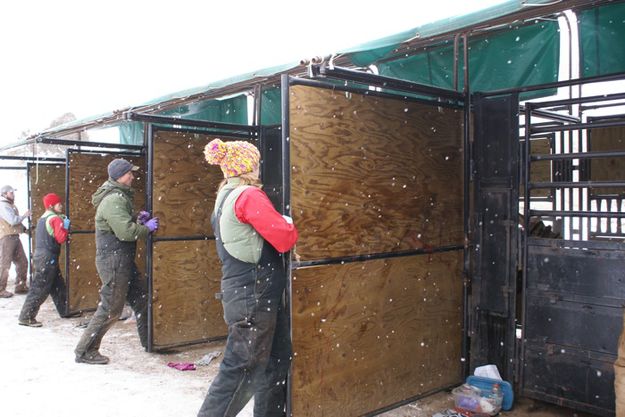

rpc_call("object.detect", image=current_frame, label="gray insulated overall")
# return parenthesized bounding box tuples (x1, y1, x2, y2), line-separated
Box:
(19, 213, 68, 320)
(198, 188, 291, 417)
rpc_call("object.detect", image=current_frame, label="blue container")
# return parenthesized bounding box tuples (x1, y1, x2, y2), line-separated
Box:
(466, 376, 514, 411)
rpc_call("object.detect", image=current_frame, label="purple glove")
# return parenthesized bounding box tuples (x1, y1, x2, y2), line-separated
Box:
(137, 210, 151, 225)
(145, 217, 159, 232)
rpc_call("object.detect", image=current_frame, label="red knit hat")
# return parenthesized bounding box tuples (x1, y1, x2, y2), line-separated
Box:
(43, 193, 62, 208)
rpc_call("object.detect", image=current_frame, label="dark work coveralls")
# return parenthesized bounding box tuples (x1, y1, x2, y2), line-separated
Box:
(197, 189, 291, 417)
(74, 181, 149, 358)
(19, 213, 68, 321)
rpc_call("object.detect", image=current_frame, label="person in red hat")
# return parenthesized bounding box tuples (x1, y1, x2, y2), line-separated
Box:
(18, 193, 71, 327)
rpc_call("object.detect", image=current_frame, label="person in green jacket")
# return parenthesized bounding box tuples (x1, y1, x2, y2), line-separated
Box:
(74, 159, 159, 365)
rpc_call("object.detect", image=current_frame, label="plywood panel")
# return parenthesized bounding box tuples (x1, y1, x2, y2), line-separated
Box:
(66, 233, 147, 313)
(521, 137, 552, 198)
(290, 250, 464, 416)
(590, 121, 625, 195)
(152, 130, 225, 237)
(29, 163, 66, 221)
(152, 240, 226, 348)
(289, 85, 463, 260)
(68, 152, 145, 231)
(28, 163, 66, 280)
(67, 233, 100, 312)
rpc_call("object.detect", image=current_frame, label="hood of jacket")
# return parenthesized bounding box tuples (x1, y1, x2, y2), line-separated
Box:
(92, 179, 134, 208)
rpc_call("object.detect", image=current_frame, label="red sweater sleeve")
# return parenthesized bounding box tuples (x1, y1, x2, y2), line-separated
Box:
(234, 187, 298, 253)
(48, 216, 68, 244)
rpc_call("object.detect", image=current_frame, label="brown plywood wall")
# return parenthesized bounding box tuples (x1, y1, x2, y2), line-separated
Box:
(289, 85, 464, 261)
(290, 251, 464, 416)
(288, 85, 465, 416)
(152, 130, 223, 237)
(68, 152, 145, 231)
(150, 130, 232, 348)
(29, 163, 66, 221)
(28, 163, 66, 279)
(590, 120, 625, 195)
(67, 233, 100, 312)
(152, 240, 226, 348)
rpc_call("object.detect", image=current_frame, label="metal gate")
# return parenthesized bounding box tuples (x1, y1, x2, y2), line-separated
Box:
(472, 75, 625, 416)
(470, 93, 520, 383)
(137, 114, 256, 351)
(520, 89, 625, 416)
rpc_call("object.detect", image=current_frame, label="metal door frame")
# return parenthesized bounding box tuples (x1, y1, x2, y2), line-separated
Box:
(137, 113, 258, 352)
(284, 68, 468, 416)
(64, 147, 142, 316)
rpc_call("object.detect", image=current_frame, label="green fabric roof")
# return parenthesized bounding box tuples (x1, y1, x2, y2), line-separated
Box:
(38, 0, 568, 138)
(340, 0, 555, 67)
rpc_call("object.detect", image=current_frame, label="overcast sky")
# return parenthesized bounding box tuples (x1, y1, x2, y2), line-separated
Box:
(0, 0, 505, 145)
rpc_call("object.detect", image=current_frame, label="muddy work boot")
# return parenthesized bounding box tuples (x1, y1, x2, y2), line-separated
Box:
(75, 351, 110, 365)
(0, 290, 13, 298)
(18, 318, 43, 327)
(14, 283, 29, 294)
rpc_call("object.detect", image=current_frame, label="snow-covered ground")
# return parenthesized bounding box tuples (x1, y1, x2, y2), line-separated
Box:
(0, 269, 591, 417)
(0, 273, 253, 417)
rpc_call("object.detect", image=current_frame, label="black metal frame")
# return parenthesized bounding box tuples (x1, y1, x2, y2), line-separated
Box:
(0, 155, 66, 162)
(285, 71, 469, 416)
(497, 74, 625, 416)
(25, 161, 67, 284)
(280, 74, 294, 417)
(64, 147, 144, 316)
(126, 112, 257, 138)
(290, 75, 465, 110)
(145, 120, 257, 352)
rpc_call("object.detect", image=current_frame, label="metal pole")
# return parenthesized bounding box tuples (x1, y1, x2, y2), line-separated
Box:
(461, 32, 471, 379)
(520, 102, 532, 390)
(280, 73, 293, 417)
(26, 163, 33, 285)
(64, 149, 72, 316)
(290, 77, 463, 109)
(36, 136, 143, 151)
(317, 65, 464, 101)
(126, 112, 258, 136)
(146, 122, 154, 353)
(0, 155, 66, 162)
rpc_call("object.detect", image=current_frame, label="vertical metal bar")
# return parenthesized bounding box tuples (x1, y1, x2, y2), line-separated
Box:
(280, 73, 293, 417)
(145, 122, 154, 353)
(520, 103, 532, 389)
(253, 84, 262, 128)
(26, 163, 33, 285)
(461, 32, 470, 378)
(254, 84, 264, 184)
(563, 11, 574, 115)
(559, 133, 564, 236)
(577, 126, 583, 239)
(568, 128, 574, 239)
(453, 33, 460, 92)
(64, 149, 72, 316)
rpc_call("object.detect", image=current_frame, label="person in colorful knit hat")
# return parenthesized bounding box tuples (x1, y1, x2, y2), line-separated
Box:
(18, 193, 70, 327)
(198, 139, 298, 417)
